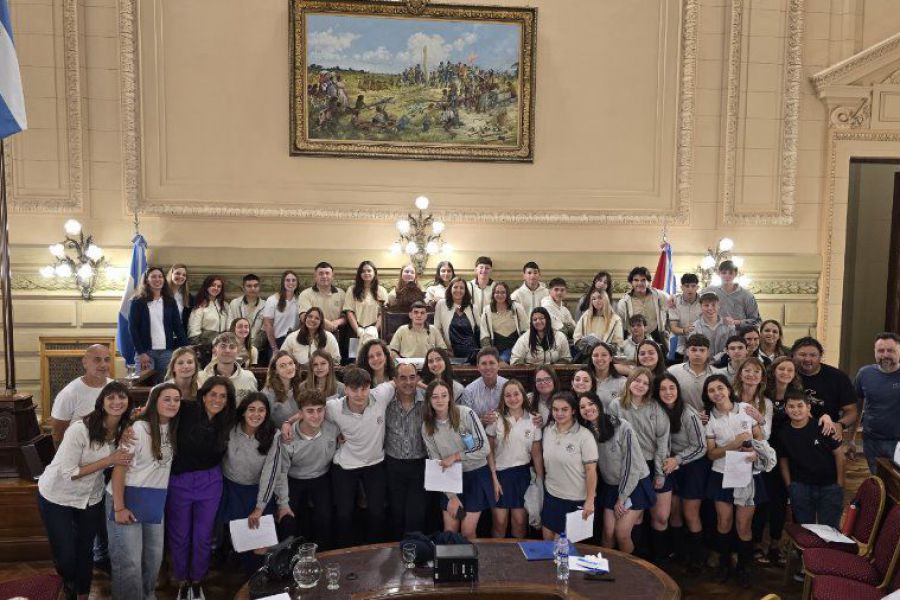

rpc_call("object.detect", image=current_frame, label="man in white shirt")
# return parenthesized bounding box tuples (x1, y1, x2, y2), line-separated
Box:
(510, 261, 548, 316)
(468, 256, 495, 317)
(540, 277, 575, 339)
(51, 344, 114, 446)
(463, 347, 508, 427)
(226, 274, 266, 349)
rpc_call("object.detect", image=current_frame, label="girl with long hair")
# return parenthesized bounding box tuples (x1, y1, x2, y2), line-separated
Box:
(421, 347, 467, 403)
(573, 289, 624, 357)
(575, 271, 614, 320)
(356, 338, 396, 385)
(344, 260, 388, 345)
(262, 351, 303, 425)
(300, 350, 345, 399)
(433, 276, 481, 364)
(759, 319, 789, 362)
(587, 342, 625, 409)
(262, 270, 301, 364)
(228, 317, 258, 367)
(129, 266, 187, 383)
(510, 307, 572, 365)
(528, 364, 559, 426)
(733, 357, 774, 440)
(188, 275, 228, 344)
(425, 260, 455, 306)
(167, 264, 192, 328)
(163, 346, 200, 400)
(281, 306, 340, 366)
(386, 263, 425, 310)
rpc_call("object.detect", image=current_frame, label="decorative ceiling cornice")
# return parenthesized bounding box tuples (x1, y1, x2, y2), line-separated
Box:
(811, 31, 900, 95)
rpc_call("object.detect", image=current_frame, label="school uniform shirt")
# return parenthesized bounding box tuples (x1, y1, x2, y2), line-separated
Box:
(691, 317, 734, 358)
(298, 286, 345, 322)
(227, 296, 266, 347)
(258, 421, 340, 508)
(325, 382, 395, 470)
(433, 301, 479, 349)
(343, 286, 388, 329)
(608, 398, 670, 483)
(667, 362, 718, 413)
(670, 404, 707, 466)
(542, 421, 599, 501)
(280, 329, 341, 365)
(479, 304, 528, 346)
(467, 279, 496, 318)
(262, 387, 298, 426)
(486, 413, 542, 471)
(700, 284, 761, 328)
(596, 417, 649, 503)
(424, 283, 449, 305)
(855, 364, 900, 442)
(262, 293, 300, 340)
(421, 404, 490, 472)
(388, 324, 446, 358)
(540, 297, 576, 337)
(463, 376, 509, 417)
(705, 402, 756, 474)
(384, 391, 428, 460)
(776, 420, 841, 486)
(509, 330, 572, 365)
(714, 363, 738, 382)
(595, 375, 626, 410)
(620, 337, 641, 361)
(50, 377, 114, 422)
(510, 283, 548, 317)
(572, 311, 624, 348)
(197, 362, 258, 404)
(108, 420, 173, 491)
(38, 420, 113, 509)
(802, 364, 858, 424)
(187, 303, 228, 341)
(667, 294, 702, 354)
(616, 288, 669, 335)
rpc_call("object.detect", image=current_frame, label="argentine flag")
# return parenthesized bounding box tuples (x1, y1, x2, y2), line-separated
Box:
(116, 234, 147, 366)
(0, 0, 27, 139)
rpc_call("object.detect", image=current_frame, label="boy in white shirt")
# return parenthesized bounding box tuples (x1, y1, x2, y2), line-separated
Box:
(468, 256, 495, 316)
(540, 277, 575, 339)
(510, 261, 548, 316)
(226, 274, 265, 350)
(620, 315, 648, 361)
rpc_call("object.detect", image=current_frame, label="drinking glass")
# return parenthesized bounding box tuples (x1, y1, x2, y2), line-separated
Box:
(401, 543, 417, 569)
(326, 564, 340, 590)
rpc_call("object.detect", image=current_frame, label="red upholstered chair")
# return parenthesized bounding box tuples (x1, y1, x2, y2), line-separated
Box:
(801, 503, 900, 600)
(810, 553, 900, 600)
(0, 575, 63, 600)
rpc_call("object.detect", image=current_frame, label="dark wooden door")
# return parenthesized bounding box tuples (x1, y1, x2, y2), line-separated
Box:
(886, 172, 900, 333)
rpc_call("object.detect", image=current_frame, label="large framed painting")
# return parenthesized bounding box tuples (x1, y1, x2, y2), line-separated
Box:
(290, 0, 537, 162)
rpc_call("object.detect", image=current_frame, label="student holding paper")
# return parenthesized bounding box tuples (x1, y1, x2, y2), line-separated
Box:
(487, 379, 545, 538)
(222, 394, 293, 573)
(540, 392, 598, 541)
(579, 391, 654, 554)
(107, 383, 180, 600)
(39, 381, 134, 600)
(422, 379, 494, 540)
(166, 376, 236, 600)
(703, 374, 764, 588)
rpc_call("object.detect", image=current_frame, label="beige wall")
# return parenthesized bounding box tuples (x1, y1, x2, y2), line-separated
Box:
(4, 0, 900, 403)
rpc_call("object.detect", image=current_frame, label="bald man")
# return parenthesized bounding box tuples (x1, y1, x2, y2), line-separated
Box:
(50, 344, 114, 446)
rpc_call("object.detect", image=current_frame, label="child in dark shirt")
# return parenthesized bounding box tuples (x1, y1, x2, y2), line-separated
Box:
(777, 391, 845, 528)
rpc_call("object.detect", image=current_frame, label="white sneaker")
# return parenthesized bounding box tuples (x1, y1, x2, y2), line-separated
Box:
(176, 583, 190, 600)
(190, 584, 205, 600)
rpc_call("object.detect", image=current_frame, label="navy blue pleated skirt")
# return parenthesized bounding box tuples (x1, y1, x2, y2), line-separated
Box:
(495, 464, 532, 509)
(599, 476, 657, 511)
(672, 457, 711, 500)
(541, 491, 584, 535)
(439, 465, 496, 513)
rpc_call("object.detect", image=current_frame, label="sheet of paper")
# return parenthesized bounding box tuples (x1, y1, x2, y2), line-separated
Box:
(229, 514, 278, 553)
(424, 459, 463, 494)
(722, 450, 753, 488)
(564, 508, 595, 543)
(256, 594, 291, 600)
(568, 554, 609, 573)
(801, 524, 855, 545)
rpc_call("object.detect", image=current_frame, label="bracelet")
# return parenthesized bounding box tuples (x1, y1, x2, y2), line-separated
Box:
(114, 507, 126, 513)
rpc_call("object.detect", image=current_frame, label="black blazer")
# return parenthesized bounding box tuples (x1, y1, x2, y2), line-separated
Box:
(129, 296, 189, 356)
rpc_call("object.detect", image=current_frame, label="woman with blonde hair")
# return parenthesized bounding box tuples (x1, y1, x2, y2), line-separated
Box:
(163, 346, 200, 400)
(300, 350, 345, 399)
(262, 350, 303, 426)
(573, 289, 624, 357)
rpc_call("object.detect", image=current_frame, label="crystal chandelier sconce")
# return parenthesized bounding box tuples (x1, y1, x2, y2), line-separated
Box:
(694, 237, 751, 288)
(389, 196, 452, 275)
(40, 219, 109, 300)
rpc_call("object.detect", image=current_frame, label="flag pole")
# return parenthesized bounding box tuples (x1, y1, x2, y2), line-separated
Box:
(0, 141, 15, 393)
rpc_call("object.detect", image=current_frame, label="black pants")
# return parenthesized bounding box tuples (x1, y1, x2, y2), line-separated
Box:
(37, 493, 104, 595)
(753, 468, 787, 544)
(332, 462, 387, 548)
(288, 473, 334, 550)
(385, 457, 426, 540)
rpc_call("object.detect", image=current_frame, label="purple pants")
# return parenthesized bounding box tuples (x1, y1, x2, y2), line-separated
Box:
(166, 466, 223, 582)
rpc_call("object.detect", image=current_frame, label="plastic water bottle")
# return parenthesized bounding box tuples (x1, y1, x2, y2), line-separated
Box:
(555, 533, 569, 582)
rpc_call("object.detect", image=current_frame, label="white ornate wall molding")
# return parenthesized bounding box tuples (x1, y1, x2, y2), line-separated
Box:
(8, 0, 86, 214)
(117, 0, 699, 225)
(720, 0, 802, 226)
(811, 31, 900, 95)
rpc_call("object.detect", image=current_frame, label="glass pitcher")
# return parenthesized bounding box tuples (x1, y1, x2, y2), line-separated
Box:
(292, 542, 322, 589)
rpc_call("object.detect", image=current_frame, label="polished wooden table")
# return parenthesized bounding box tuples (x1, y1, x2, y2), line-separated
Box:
(234, 539, 680, 599)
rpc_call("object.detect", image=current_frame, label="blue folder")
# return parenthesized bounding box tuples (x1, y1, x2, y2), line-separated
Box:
(108, 486, 167, 524)
(518, 541, 581, 561)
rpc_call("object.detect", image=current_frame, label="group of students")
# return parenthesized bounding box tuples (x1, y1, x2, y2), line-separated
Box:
(37, 256, 900, 599)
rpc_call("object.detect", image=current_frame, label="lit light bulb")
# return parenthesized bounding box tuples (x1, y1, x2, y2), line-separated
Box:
(55, 263, 72, 277)
(40, 266, 55, 278)
(711, 274, 723, 287)
(405, 241, 419, 255)
(49, 243, 65, 258)
(442, 243, 453, 255)
(414, 196, 430, 210)
(737, 275, 752, 287)
(389, 242, 402, 255)
(396, 219, 411, 235)
(425, 241, 439, 255)
(85, 244, 103, 261)
(719, 237, 734, 251)
(432, 220, 445, 234)
(64, 219, 82, 236)
(731, 256, 744, 269)
(77, 263, 93, 279)
(700, 255, 716, 270)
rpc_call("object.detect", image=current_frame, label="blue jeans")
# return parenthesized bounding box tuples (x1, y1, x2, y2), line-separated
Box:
(862, 437, 899, 474)
(146, 349, 173, 385)
(37, 493, 104, 595)
(106, 493, 165, 599)
(788, 482, 844, 529)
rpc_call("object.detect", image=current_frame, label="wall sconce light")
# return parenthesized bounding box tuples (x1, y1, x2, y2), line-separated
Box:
(40, 219, 108, 300)
(694, 237, 751, 288)
(389, 196, 452, 275)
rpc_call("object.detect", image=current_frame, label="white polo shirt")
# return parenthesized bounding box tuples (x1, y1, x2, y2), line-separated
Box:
(50, 377, 114, 422)
(325, 382, 394, 470)
(298, 286, 345, 322)
(706, 402, 756, 473)
(667, 362, 717, 413)
(262, 293, 299, 339)
(542, 422, 599, 501)
(486, 413, 542, 471)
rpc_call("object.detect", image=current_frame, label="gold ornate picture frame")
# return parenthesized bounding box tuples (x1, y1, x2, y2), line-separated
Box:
(290, 0, 537, 162)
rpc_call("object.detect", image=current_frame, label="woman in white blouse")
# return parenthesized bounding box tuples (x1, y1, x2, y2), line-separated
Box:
(425, 260, 455, 306)
(280, 307, 340, 366)
(37, 381, 134, 600)
(510, 307, 572, 366)
(187, 275, 228, 344)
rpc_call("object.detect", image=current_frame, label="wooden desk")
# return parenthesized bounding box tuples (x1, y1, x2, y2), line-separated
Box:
(876, 457, 900, 504)
(234, 539, 680, 600)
